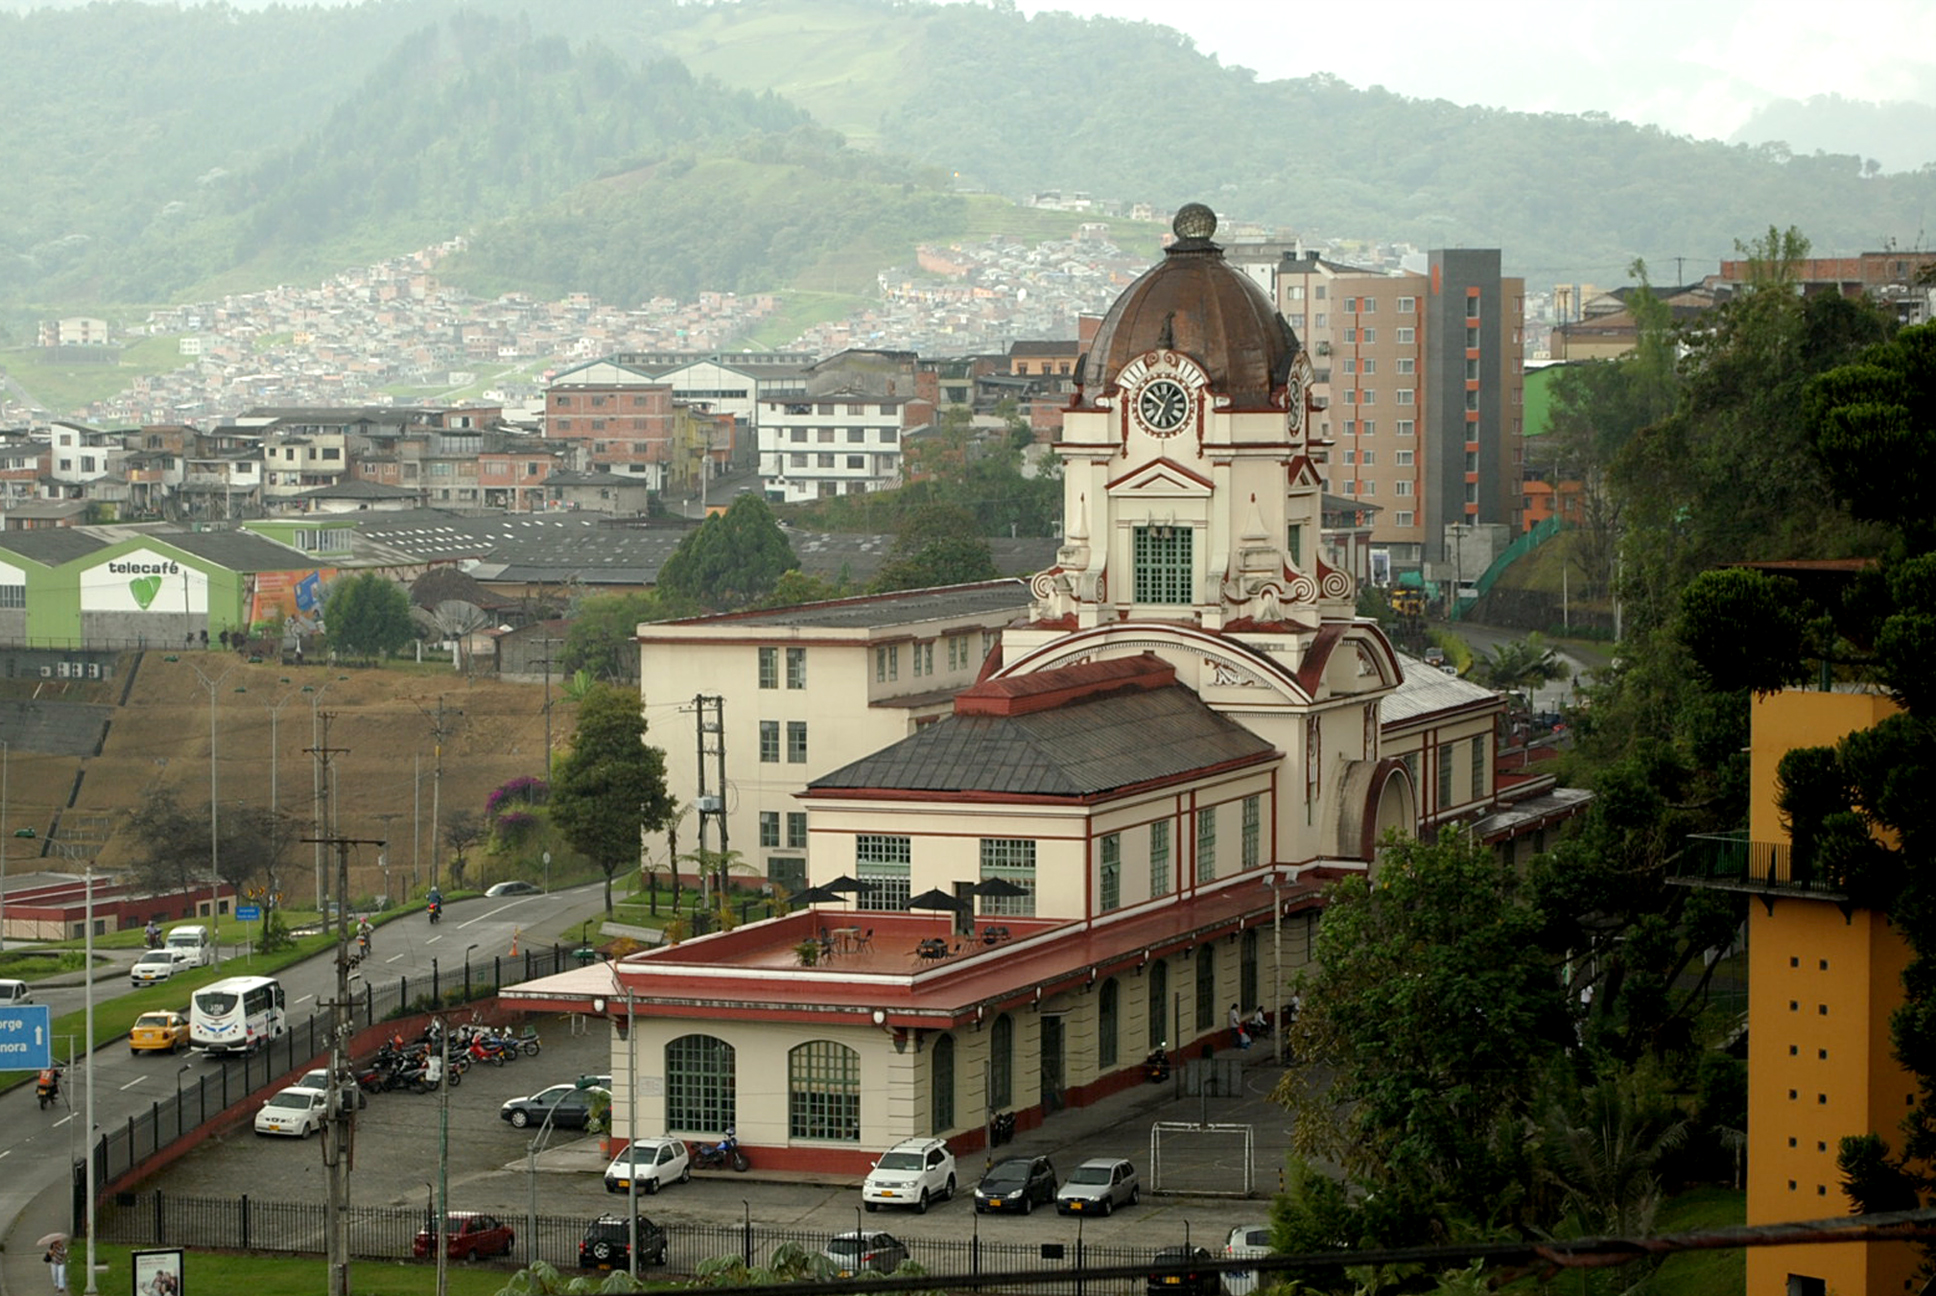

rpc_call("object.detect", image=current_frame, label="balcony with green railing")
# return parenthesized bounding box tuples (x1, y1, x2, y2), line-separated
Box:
(1672, 831, 1847, 900)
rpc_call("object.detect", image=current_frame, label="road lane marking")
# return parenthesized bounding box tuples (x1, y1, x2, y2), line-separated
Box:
(53, 1114, 73, 1127)
(427, 934, 442, 944)
(294, 994, 313, 1006)
(462, 901, 531, 929)
(386, 954, 404, 963)
(120, 1076, 146, 1091)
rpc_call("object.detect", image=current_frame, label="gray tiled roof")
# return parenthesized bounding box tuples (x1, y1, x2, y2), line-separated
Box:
(810, 684, 1276, 797)
(166, 529, 309, 571)
(1381, 652, 1501, 724)
(666, 580, 1031, 631)
(0, 528, 112, 566)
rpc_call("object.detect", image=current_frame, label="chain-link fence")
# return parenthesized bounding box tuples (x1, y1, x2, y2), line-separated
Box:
(90, 944, 579, 1197)
(98, 1194, 1157, 1294)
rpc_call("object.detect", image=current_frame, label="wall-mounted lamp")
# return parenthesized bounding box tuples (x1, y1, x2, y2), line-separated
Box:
(1085, 966, 1097, 990)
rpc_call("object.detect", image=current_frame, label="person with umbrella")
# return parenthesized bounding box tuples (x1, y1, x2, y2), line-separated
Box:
(39, 1233, 67, 1293)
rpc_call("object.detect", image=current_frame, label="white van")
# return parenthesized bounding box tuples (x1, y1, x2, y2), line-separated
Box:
(0, 979, 31, 1006)
(165, 925, 213, 967)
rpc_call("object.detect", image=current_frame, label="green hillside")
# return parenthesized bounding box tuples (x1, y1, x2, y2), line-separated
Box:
(3, 0, 1930, 331)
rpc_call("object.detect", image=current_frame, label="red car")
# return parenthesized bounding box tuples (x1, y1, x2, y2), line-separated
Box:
(412, 1211, 515, 1261)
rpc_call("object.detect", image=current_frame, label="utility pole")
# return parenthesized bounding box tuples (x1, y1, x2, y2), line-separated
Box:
(534, 632, 561, 785)
(692, 695, 727, 900)
(306, 714, 349, 920)
(419, 698, 462, 888)
(307, 822, 385, 1296)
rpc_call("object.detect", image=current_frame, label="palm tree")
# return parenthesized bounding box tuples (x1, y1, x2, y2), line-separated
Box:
(1478, 635, 1566, 698)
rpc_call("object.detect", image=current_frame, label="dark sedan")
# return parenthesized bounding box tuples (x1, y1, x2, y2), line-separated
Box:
(974, 1154, 1057, 1214)
(499, 1082, 605, 1130)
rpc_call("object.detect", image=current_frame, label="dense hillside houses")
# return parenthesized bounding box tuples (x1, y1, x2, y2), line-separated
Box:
(499, 204, 1590, 1171)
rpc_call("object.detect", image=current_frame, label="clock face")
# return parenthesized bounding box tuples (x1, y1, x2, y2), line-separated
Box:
(1137, 378, 1190, 434)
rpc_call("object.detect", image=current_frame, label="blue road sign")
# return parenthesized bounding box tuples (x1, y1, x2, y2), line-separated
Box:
(236, 905, 262, 921)
(0, 1005, 53, 1070)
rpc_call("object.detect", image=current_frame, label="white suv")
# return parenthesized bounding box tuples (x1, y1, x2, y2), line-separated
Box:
(862, 1137, 956, 1214)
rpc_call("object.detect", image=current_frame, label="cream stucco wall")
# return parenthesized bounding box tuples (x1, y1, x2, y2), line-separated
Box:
(639, 600, 1023, 891)
(604, 932, 1304, 1153)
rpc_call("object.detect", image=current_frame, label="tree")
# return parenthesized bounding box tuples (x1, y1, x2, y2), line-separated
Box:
(323, 573, 413, 662)
(871, 503, 998, 593)
(1275, 830, 1575, 1246)
(549, 684, 674, 914)
(1674, 322, 1936, 1232)
(1475, 634, 1566, 696)
(559, 591, 688, 683)
(443, 809, 484, 890)
(122, 788, 296, 898)
(655, 493, 798, 610)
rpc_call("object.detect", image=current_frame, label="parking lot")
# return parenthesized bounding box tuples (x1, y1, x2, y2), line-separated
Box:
(112, 1013, 1296, 1271)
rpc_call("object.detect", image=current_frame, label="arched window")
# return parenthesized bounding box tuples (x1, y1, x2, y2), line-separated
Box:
(788, 1041, 860, 1141)
(1098, 978, 1120, 1068)
(1148, 958, 1169, 1050)
(932, 1033, 955, 1133)
(1240, 929, 1259, 1014)
(990, 1014, 1014, 1109)
(664, 1034, 735, 1134)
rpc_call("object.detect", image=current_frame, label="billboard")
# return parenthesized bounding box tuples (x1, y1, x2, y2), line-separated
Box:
(78, 549, 204, 614)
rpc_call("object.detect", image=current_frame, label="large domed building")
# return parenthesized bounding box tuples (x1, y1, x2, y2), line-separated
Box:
(503, 207, 1566, 1170)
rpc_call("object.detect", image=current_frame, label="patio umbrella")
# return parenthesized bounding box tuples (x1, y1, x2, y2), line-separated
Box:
(906, 887, 964, 912)
(824, 875, 869, 894)
(972, 877, 1029, 898)
(788, 884, 841, 907)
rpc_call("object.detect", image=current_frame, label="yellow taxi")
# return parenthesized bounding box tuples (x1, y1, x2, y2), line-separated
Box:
(130, 1010, 190, 1054)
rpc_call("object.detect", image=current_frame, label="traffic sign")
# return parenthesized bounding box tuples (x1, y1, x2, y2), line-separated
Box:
(236, 905, 261, 921)
(0, 1005, 53, 1070)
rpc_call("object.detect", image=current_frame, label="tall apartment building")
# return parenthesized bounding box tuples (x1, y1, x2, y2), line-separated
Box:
(756, 392, 918, 503)
(1276, 250, 1525, 578)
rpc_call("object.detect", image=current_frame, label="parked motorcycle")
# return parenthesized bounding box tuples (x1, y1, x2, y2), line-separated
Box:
(35, 1067, 61, 1110)
(990, 1110, 1017, 1146)
(690, 1128, 750, 1172)
(1143, 1044, 1171, 1084)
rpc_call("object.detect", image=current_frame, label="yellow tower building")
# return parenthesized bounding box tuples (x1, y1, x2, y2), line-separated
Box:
(1701, 688, 1921, 1296)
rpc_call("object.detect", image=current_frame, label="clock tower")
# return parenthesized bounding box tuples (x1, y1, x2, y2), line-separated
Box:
(1003, 203, 1410, 866)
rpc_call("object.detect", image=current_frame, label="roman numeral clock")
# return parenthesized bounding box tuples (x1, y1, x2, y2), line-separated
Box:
(1118, 352, 1207, 440)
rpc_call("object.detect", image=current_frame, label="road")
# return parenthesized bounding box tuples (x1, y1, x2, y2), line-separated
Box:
(0, 884, 610, 1266)
(1442, 619, 1611, 715)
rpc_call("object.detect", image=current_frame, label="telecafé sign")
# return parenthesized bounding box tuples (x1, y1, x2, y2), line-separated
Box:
(79, 548, 206, 614)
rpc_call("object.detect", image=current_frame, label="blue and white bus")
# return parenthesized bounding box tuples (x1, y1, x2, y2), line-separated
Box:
(189, 975, 287, 1054)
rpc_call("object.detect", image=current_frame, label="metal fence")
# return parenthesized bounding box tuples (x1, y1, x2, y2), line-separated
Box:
(97, 1196, 1159, 1294)
(89, 944, 580, 1199)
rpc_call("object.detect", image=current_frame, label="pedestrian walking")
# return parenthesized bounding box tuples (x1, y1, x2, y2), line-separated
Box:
(1228, 1002, 1242, 1049)
(44, 1236, 68, 1293)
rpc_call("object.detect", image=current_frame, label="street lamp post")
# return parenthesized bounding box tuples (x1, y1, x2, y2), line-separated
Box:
(2, 738, 9, 953)
(188, 662, 239, 967)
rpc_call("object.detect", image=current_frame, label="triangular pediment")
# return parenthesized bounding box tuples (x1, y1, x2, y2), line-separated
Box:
(1106, 457, 1214, 498)
(1285, 455, 1325, 488)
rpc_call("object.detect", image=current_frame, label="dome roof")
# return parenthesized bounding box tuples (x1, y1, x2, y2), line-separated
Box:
(1077, 204, 1301, 410)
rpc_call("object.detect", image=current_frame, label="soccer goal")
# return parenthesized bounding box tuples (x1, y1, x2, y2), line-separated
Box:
(1148, 1120, 1255, 1197)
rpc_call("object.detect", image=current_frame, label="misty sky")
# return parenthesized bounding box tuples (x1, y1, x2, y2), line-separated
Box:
(1003, 0, 1936, 148)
